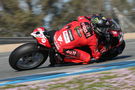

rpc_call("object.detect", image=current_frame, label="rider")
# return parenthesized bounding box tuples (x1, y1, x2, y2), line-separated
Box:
(34, 14, 112, 66)
(91, 14, 112, 50)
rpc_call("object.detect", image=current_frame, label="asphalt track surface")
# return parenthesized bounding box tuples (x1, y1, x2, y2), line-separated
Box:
(0, 39, 135, 85)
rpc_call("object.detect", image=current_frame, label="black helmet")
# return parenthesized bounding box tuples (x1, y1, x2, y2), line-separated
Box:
(91, 14, 112, 28)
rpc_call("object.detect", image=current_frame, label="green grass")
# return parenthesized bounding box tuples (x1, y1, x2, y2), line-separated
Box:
(99, 71, 112, 74)
(29, 88, 40, 90)
(46, 75, 117, 90)
(47, 78, 94, 90)
(47, 80, 115, 90)
(0, 84, 27, 89)
(99, 75, 118, 80)
(85, 82, 110, 88)
(128, 67, 135, 71)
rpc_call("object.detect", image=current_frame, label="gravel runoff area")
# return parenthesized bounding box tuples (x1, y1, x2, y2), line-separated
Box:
(0, 33, 135, 53)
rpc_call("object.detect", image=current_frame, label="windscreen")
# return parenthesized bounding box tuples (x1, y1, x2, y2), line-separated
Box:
(111, 19, 121, 30)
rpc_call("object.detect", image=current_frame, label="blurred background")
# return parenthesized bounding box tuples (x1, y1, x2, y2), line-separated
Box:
(0, 0, 135, 37)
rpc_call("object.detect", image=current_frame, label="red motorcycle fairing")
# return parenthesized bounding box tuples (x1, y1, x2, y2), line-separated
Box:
(109, 29, 124, 46)
(31, 27, 51, 48)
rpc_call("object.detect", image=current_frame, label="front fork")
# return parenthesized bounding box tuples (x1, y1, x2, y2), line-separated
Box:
(49, 48, 64, 65)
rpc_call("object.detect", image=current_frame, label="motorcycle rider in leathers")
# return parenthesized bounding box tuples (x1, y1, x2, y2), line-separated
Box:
(34, 14, 112, 66)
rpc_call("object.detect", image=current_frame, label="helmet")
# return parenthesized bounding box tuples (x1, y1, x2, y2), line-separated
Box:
(31, 27, 51, 48)
(91, 14, 112, 35)
(91, 14, 112, 27)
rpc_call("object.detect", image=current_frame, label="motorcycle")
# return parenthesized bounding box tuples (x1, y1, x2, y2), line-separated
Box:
(9, 20, 125, 71)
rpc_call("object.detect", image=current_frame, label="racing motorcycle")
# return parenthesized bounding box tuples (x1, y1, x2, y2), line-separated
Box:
(9, 20, 125, 71)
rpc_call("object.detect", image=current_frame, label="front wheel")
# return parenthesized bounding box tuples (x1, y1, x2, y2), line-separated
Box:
(100, 40, 125, 60)
(9, 43, 49, 71)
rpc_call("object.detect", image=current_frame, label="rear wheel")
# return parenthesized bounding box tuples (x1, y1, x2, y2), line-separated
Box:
(9, 43, 48, 71)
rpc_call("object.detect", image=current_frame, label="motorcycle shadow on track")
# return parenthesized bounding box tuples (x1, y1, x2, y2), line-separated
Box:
(95, 55, 132, 63)
(39, 62, 84, 69)
(36, 55, 132, 70)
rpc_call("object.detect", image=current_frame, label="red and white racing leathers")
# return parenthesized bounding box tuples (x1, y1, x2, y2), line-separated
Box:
(54, 16, 101, 64)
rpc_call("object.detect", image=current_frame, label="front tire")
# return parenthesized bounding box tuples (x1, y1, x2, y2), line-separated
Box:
(9, 43, 48, 71)
(100, 40, 125, 60)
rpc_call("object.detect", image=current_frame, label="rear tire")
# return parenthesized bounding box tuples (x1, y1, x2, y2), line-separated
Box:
(9, 43, 48, 71)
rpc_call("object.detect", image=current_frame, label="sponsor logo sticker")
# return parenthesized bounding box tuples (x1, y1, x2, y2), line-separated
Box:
(57, 35, 63, 42)
(63, 31, 71, 43)
(67, 30, 74, 41)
